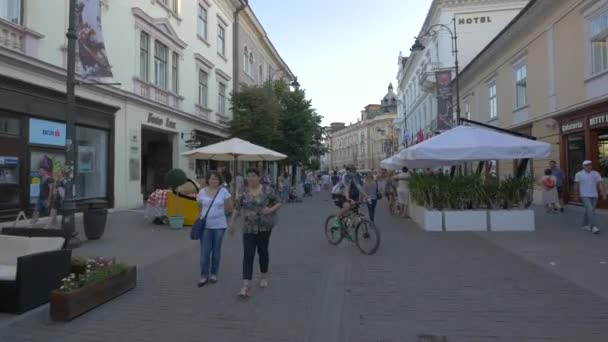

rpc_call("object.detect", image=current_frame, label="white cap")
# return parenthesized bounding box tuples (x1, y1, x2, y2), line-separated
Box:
(583, 160, 592, 166)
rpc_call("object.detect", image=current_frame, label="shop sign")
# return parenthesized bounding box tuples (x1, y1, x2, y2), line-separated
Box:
(29, 118, 66, 146)
(458, 16, 492, 25)
(589, 113, 608, 128)
(147, 113, 176, 130)
(561, 120, 584, 133)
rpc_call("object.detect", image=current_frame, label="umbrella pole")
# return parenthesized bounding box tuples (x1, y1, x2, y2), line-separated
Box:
(233, 155, 238, 195)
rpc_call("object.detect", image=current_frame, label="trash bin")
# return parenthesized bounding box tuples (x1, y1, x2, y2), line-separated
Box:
(82, 199, 108, 240)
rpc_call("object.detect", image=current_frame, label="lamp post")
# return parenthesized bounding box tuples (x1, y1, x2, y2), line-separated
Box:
(409, 17, 461, 126)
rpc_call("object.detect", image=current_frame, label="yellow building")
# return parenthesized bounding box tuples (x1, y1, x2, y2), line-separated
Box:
(458, 0, 608, 209)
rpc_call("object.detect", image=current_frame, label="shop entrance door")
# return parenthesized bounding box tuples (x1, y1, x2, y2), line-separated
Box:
(566, 134, 586, 204)
(141, 127, 174, 198)
(595, 130, 608, 209)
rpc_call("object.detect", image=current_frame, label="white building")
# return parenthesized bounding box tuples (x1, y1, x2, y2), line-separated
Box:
(0, 0, 290, 219)
(394, 0, 529, 148)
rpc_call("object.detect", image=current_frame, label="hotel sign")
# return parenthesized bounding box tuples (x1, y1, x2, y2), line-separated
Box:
(561, 120, 584, 133)
(147, 113, 176, 129)
(589, 113, 608, 128)
(458, 16, 492, 25)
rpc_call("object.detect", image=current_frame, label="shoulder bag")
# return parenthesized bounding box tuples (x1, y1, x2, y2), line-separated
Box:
(190, 188, 222, 240)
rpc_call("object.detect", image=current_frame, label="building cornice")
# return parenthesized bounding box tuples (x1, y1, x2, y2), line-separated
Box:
(0, 46, 227, 134)
(195, 53, 215, 70)
(132, 7, 188, 51)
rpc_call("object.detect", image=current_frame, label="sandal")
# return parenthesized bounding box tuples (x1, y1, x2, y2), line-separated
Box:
(238, 283, 251, 298)
(260, 277, 269, 288)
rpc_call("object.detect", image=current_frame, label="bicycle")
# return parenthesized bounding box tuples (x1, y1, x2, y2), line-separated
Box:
(324, 203, 381, 255)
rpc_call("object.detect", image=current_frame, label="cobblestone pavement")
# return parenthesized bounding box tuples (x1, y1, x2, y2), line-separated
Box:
(1, 195, 608, 342)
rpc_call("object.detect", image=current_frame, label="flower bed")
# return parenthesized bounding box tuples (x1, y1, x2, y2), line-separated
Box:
(50, 257, 136, 321)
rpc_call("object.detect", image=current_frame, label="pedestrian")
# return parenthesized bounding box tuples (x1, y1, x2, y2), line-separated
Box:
(540, 169, 560, 213)
(384, 171, 398, 215)
(229, 168, 282, 298)
(31, 156, 55, 225)
(394, 167, 411, 218)
(574, 160, 606, 234)
(331, 171, 340, 186)
(549, 160, 565, 211)
(364, 173, 379, 222)
(235, 172, 244, 194)
(278, 172, 290, 203)
(196, 171, 233, 287)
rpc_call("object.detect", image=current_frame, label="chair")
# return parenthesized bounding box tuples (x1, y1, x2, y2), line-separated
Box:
(0, 235, 71, 314)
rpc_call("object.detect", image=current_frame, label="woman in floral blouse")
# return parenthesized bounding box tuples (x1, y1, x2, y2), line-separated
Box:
(229, 168, 282, 298)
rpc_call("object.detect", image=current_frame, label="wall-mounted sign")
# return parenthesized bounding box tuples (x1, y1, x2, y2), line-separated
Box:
(589, 113, 608, 128)
(147, 113, 176, 129)
(458, 16, 492, 25)
(561, 119, 584, 133)
(29, 118, 66, 146)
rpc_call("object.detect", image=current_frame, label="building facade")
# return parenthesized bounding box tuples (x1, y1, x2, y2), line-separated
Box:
(236, 6, 294, 87)
(457, 0, 608, 209)
(0, 0, 290, 220)
(394, 0, 528, 148)
(329, 84, 398, 171)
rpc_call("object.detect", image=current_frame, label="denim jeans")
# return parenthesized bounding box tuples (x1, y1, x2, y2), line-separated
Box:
(367, 199, 378, 222)
(581, 197, 598, 228)
(200, 228, 226, 277)
(281, 186, 290, 202)
(242, 231, 271, 280)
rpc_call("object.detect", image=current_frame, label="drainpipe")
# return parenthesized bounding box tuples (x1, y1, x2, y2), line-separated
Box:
(233, 0, 248, 93)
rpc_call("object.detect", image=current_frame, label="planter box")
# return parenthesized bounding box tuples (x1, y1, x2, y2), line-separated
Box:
(489, 209, 535, 232)
(410, 205, 443, 232)
(444, 210, 487, 232)
(49, 266, 136, 321)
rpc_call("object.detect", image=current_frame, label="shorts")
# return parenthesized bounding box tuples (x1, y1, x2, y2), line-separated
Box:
(332, 194, 346, 208)
(397, 189, 409, 205)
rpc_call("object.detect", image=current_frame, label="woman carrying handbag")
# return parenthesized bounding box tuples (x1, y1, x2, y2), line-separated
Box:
(192, 172, 232, 287)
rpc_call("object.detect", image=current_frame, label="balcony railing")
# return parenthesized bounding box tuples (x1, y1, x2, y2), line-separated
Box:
(0, 18, 44, 56)
(133, 77, 183, 110)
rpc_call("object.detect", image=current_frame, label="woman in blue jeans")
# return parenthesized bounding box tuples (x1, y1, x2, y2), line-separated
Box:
(196, 172, 232, 287)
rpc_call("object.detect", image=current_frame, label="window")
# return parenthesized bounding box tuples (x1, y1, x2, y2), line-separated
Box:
(217, 25, 226, 57)
(198, 69, 208, 107)
(248, 52, 254, 76)
(488, 83, 497, 119)
(154, 41, 168, 89)
(464, 101, 471, 120)
(139, 32, 149, 81)
(591, 13, 608, 74)
(218, 82, 226, 114)
(159, 0, 177, 13)
(268, 65, 273, 80)
(197, 4, 208, 40)
(0, 116, 19, 136)
(172, 0, 178, 13)
(171, 52, 179, 93)
(0, 0, 21, 24)
(76, 126, 109, 199)
(243, 46, 249, 74)
(515, 64, 527, 108)
(259, 64, 264, 83)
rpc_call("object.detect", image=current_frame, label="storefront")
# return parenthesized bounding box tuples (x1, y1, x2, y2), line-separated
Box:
(0, 75, 118, 221)
(558, 102, 608, 209)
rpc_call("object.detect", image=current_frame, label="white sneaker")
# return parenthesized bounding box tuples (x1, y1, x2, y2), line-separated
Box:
(592, 227, 600, 234)
(582, 226, 591, 231)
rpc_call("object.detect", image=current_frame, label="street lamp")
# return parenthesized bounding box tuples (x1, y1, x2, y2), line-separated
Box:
(409, 18, 461, 126)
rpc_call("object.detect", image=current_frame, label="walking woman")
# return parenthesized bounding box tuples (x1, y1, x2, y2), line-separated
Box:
(229, 168, 282, 298)
(394, 167, 411, 218)
(364, 173, 379, 222)
(196, 172, 232, 287)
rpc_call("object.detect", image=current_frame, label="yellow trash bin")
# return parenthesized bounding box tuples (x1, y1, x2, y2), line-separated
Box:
(166, 192, 199, 226)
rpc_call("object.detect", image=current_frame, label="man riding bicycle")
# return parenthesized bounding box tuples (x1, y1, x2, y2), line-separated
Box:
(332, 165, 367, 220)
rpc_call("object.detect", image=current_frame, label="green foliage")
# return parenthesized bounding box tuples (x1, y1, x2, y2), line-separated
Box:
(409, 173, 534, 210)
(229, 80, 327, 164)
(165, 169, 187, 190)
(59, 257, 130, 293)
(305, 158, 321, 171)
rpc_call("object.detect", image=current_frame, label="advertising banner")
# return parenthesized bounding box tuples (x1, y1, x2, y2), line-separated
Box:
(435, 70, 453, 130)
(78, 0, 113, 78)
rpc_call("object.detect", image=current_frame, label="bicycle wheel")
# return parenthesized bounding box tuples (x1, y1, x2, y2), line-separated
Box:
(324, 215, 344, 245)
(355, 219, 380, 255)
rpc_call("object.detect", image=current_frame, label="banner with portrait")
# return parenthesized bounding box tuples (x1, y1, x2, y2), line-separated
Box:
(77, 0, 113, 78)
(435, 70, 453, 131)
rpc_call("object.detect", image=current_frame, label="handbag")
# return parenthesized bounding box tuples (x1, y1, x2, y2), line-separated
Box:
(190, 188, 222, 240)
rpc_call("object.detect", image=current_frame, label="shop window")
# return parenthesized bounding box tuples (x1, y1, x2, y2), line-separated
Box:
(76, 126, 108, 199)
(598, 132, 608, 180)
(0, 116, 19, 136)
(0, 156, 19, 205)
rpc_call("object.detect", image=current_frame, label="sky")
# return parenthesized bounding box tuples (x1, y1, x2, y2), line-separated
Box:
(249, 0, 433, 126)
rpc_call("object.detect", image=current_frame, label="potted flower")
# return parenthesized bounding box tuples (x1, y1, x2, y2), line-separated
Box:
(50, 257, 136, 321)
(165, 168, 188, 229)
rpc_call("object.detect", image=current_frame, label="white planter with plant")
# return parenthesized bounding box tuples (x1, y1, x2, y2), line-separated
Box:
(418, 207, 443, 231)
(443, 210, 487, 231)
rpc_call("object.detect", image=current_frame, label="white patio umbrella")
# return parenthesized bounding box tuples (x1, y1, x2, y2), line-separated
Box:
(380, 156, 403, 170)
(396, 125, 551, 167)
(181, 138, 287, 190)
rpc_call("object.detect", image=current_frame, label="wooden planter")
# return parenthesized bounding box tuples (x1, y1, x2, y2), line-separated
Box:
(49, 266, 137, 321)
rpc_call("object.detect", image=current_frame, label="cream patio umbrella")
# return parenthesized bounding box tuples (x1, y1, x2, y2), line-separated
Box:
(181, 137, 287, 190)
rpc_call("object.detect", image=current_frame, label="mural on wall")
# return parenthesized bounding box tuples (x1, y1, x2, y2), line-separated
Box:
(77, 0, 113, 78)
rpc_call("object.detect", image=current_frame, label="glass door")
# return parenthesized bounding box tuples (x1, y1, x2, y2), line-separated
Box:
(597, 131, 608, 208)
(567, 134, 586, 203)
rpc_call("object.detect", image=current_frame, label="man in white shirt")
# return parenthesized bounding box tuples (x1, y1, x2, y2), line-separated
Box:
(574, 160, 607, 234)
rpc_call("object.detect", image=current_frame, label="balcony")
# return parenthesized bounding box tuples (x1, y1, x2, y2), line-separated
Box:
(0, 18, 44, 56)
(215, 113, 230, 126)
(195, 104, 213, 121)
(133, 77, 183, 110)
